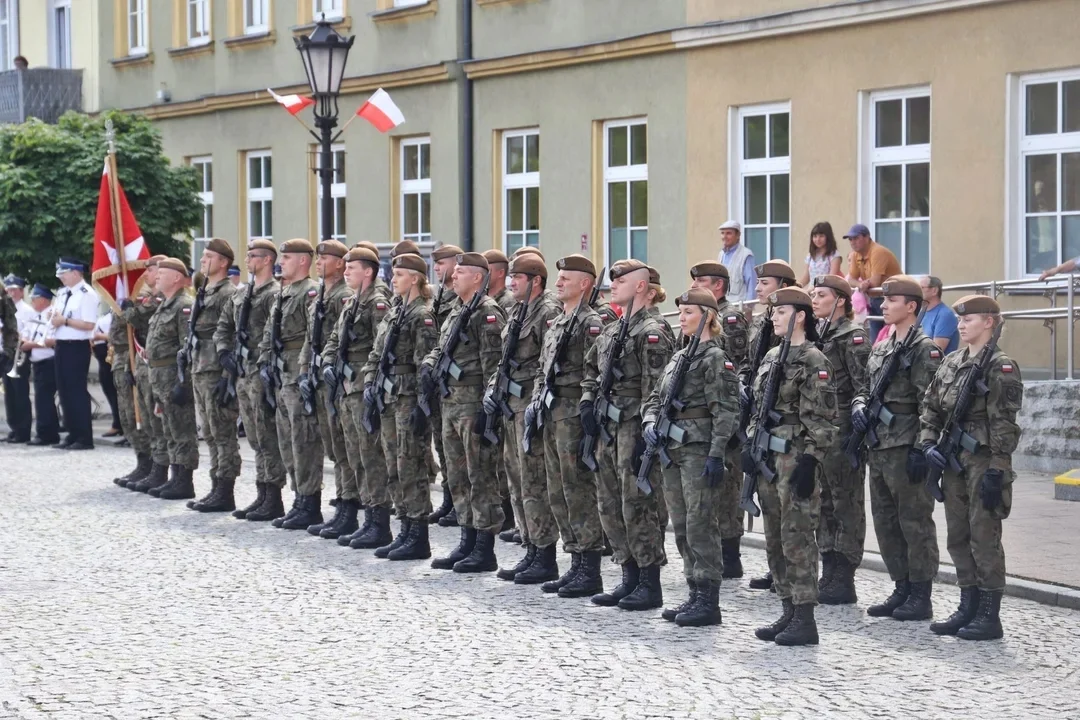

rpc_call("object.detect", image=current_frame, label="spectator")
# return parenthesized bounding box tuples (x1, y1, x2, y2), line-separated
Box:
(919, 275, 959, 354)
(1038, 256, 1079, 281)
(92, 310, 123, 438)
(716, 220, 757, 302)
(798, 221, 842, 287)
(844, 223, 901, 340)
(13, 56, 28, 70)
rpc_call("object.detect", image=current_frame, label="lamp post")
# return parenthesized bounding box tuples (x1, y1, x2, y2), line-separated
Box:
(295, 17, 355, 243)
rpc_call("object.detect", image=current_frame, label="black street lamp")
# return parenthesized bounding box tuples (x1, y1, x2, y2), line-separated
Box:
(295, 17, 355, 242)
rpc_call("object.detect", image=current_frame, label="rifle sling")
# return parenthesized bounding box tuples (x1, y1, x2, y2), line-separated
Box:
(550, 385, 582, 399)
(149, 357, 178, 369)
(388, 363, 417, 375)
(281, 339, 305, 351)
(672, 407, 711, 420)
(447, 373, 485, 386)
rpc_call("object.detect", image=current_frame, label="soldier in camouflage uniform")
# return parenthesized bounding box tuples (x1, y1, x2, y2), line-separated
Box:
(108, 301, 152, 487)
(531, 255, 607, 598)
(422, 252, 507, 573)
(921, 295, 1023, 641)
(852, 275, 941, 621)
(427, 244, 463, 526)
(484, 248, 519, 542)
(144, 258, 199, 501)
(484, 254, 562, 584)
(809, 275, 871, 604)
(188, 238, 240, 513)
(642, 288, 740, 627)
(746, 287, 837, 646)
(581, 260, 674, 612)
(215, 239, 286, 522)
(258, 239, 324, 530)
(0, 283, 16, 373)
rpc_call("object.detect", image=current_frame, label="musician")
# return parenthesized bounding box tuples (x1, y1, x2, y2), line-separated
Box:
(23, 284, 60, 446)
(3, 274, 33, 443)
(50, 259, 98, 450)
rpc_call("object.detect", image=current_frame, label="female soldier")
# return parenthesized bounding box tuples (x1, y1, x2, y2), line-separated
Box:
(745, 287, 837, 646)
(641, 288, 740, 627)
(919, 295, 1022, 641)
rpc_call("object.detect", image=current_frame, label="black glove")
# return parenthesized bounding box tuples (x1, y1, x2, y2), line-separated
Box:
(119, 298, 134, 311)
(322, 365, 338, 389)
(629, 436, 647, 475)
(219, 350, 238, 376)
(170, 382, 190, 407)
(212, 376, 231, 407)
(906, 447, 929, 484)
(482, 387, 498, 416)
(298, 373, 315, 410)
(578, 400, 599, 436)
(923, 443, 948, 472)
(980, 468, 1005, 511)
(726, 432, 741, 451)
(702, 456, 725, 488)
(642, 421, 661, 448)
(409, 405, 428, 433)
(738, 383, 753, 412)
(791, 453, 817, 499)
(419, 365, 436, 397)
(363, 382, 378, 408)
(850, 401, 869, 434)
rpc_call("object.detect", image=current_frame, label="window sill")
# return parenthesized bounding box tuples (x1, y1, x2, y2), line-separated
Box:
(475, 0, 540, 6)
(224, 31, 277, 51)
(167, 42, 215, 59)
(371, 1, 438, 24)
(110, 53, 153, 69)
(291, 17, 353, 37)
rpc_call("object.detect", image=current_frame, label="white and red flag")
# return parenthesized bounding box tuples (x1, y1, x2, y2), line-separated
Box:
(91, 159, 149, 312)
(356, 88, 405, 132)
(268, 87, 315, 116)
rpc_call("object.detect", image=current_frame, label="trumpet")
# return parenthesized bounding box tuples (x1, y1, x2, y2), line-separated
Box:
(7, 303, 56, 378)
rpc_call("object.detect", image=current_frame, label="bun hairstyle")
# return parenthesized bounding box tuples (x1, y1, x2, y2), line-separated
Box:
(649, 284, 667, 305)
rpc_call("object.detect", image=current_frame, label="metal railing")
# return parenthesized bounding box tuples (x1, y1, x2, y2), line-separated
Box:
(0, 68, 83, 125)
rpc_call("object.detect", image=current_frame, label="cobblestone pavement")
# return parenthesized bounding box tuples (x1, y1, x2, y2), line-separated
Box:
(1, 443, 1077, 720)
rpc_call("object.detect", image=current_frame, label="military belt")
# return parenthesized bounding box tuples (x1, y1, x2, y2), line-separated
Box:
(550, 386, 582, 399)
(612, 389, 642, 398)
(194, 331, 214, 341)
(448, 373, 485, 387)
(885, 401, 919, 415)
(282, 339, 305, 351)
(346, 349, 375, 364)
(148, 357, 177, 369)
(673, 407, 712, 420)
(389, 363, 417, 376)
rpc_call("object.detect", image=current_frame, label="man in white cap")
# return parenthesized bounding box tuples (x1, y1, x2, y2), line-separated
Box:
(717, 221, 757, 302)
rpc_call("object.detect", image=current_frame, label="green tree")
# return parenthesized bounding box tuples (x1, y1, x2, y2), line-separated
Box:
(0, 109, 202, 287)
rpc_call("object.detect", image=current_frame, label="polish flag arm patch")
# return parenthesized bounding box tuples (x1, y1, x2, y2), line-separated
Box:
(1001, 364, 1014, 373)
(376, 302, 387, 311)
(724, 361, 735, 371)
(485, 314, 498, 324)
(424, 318, 434, 326)
(588, 325, 602, 336)
(646, 334, 660, 344)
(726, 315, 739, 325)
(182, 307, 191, 315)
(930, 349, 941, 359)
(818, 370, 829, 380)
(307, 289, 318, 298)
(853, 336, 865, 345)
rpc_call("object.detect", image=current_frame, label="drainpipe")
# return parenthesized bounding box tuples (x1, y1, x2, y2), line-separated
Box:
(458, 0, 474, 251)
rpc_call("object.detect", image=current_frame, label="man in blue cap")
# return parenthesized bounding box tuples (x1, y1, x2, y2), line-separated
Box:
(2, 274, 33, 442)
(50, 258, 99, 450)
(22, 284, 60, 445)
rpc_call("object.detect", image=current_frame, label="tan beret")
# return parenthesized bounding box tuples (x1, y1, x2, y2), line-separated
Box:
(483, 249, 510, 266)
(317, 240, 348, 258)
(352, 241, 380, 256)
(248, 239, 277, 255)
(953, 294, 1000, 315)
(158, 258, 188, 275)
(431, 244, 464, 262)
(345, 247, 380, 265)
(610, 259, 649, 281)
(881, 274, 923, 300)
(204, 238, 234, 262)
(768, 286, 813, 309)
(393, 254, 428, 274)
(556, 254, 596, 277)
(756, 260, 797, 283)
(508, 255, 547, 279)
(512, 246, 545, 260)
(392, 240, 421, 258)
(648, 266, 661, 285)
(456, 252, 489, 271)
(280, 238, 315, 255)
(811, 274, 853, 299)
(147, 254, 168, 267)
(675, 287, 719, 313)
(690, 261, 729, 280)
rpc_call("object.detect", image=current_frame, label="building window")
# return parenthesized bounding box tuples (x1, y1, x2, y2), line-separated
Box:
(191, 157, 213, 266)
(316, 144, 347, 243)
(735, 103, 790, 263)
(393, 0, 426, 7)
(400, 137, 431, 244)
(603, 118, 647, 267)
(187, 0, 210, 45)
(314, 0, 343, 21)
(502, 130, 539, 254)
(247, 151, 272, 242)
(51, 0, 72, 68)
(864, 88, 931, 275)
(0, 0, 15, 72)
(244, 0, 268, 34)
(127, 0, 147, 55)
(1018, 72, 1080, 276)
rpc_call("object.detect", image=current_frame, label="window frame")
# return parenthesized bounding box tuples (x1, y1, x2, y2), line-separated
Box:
(400, 136, 432, 246)
(0, 0, 17, 72)
(49, 0, 72, 69)
(313, 0, 344, 21)
(731, 101, 792, 264)
(190, 156, 214, 267)
(316, 143, 347, 244)
(244, 0, 269, 35)
(126, 0, 147, 56)
(501, 128, 540, 255)
(187, 0, 211, 46)
(392, 0, 427, 8)
(602, 117, 648, 274)
(246, 150, 273, 242)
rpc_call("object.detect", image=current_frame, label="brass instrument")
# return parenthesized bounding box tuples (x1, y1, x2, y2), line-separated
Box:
(7, 302, 56, 378)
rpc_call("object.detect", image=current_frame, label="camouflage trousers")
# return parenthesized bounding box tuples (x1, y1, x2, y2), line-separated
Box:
(112, 364, 149, 456)
(595, 419, 666, 568)
(718, 444, 744, 540)
(432, 397, 448, 491)
(137, 361, 168, 466)
(237, 373, 286, 488)
(943, 451, 1011, 591)
(148, 366, 199, 469)
(275, 380, 324, 496)
(818, 444, 867, 565)
(757, 447, 821, 605)
(316, 384, 357, 500)
(662, 444, 724, 584)
(340, 392, 391, 511)
(504, 407, 557, 548)
(384, 394, 434, 519)
(193, 371, 241, 481)
(869, 445, 939, 584)
(543, 413, 603, 553)
(442, 401, 503, 534)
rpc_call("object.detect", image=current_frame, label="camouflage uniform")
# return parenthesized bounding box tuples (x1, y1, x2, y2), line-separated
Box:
(747, 342, 837, 605)
(108, 309, 149, 457)
(592, 298, 620, 326)
(492, 286, 518, 506)
(854, 328, 941, 584)
(581, 308, 673, 569)
(919, 348, 1023, 591)
(125, 289, 169, 467)
(430, 290, 459, 485)
(422, 295, 506, 533)
(146, 292, 199, 469)
(714, 299, 751, 543)
(642, 337, 740, 583)
(191, 278, 240, 483)
(0, 286, 16, 360)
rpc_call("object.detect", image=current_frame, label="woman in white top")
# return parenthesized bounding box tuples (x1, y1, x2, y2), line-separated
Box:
(798, 221, 842, 287)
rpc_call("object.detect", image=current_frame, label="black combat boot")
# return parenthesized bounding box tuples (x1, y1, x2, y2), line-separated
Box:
(500, 498, 514, 533)
(618, 565, 663, 611)
(375, 516, 411, 558)
(543, 552, 581, 593)
(592, 562, 639, 607)
(676, 581, 722, 628)
(159, 466, 196, 500)
(246, 485, 285, 522)
(956, 589, 1003, 641)
(774, 604, 819, 646)
(432, 527, 477, 570)
(428, 485, 453, 524)
(438, 507, 459, 528)
(497, 544, 536, 581)
(132, 463, 168, 493)
(558, 551, 603, 598)
(320, 499, 360, 539)
(233, 484, 267, 520)
(662, 580, 698, 622)
(499, 527, 520, 544)
(115, 453, 151, 486)
(197, 478, 236, 513)
(819, 554, 858, 605)
(892, 580, 933, 621)
(148, 465, 178, 497)
(749, 571, 774, 590)
(755, 598, 795, 641)
(454, 530, 498, 573)
(271, 493, 301, 528)
(721, 538, 743, 579)
(818, 552, 836, 593)
(188, 473, 218, 510)
(388, 519, 431, 561)
(282, 493, 322, 530)
(931, 586, 981, 636)
(515, 543, 559, 585)
(867, 579, 911, 617)
(352, 506, 393, 549)
(308, 499, 346, 537)
(341, 507, 373, 546)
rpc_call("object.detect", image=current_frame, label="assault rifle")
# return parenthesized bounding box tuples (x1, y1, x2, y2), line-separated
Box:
(302, 280, 327, 416)
(739, 311, 797, 518)
(176, 274, 209, 387)
(432, 272, 447, 321)
(735, 308, 774, 444)
(481, 289, 535, 446)
(842, 303, 929, 468)
(224, 275, 255, 404)
(328, 290, 361, 422)
(363, 295, 407, 434)
(925, 322, 1003, 502)
(264, 295, 284, 410)
(419, 272, 491, 416)
(636, 310, 708, 495)
(814, 295, 842, 352)
(579, 298, 635, 472)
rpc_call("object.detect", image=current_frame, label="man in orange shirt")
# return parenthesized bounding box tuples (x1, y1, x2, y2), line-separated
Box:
(845, 224, 901, 339)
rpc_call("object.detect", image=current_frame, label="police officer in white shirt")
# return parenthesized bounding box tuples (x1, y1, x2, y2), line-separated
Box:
(2, 273, 33, 442)
(50, 258, 98, 450)
(22, 284, 61, 445)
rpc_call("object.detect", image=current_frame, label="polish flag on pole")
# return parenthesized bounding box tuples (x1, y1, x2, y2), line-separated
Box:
(357, 88, 405, 132)
(267, 87, 315, 116)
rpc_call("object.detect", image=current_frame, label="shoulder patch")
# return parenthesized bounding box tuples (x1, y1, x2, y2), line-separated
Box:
(726, 315, 739, 325)
(853, 336, 865, 345)
(485, 314, 498, 324)
(1001, 363, 1013, 373)
(79, 286, 88, 293)
(182, 307, 191, 315)
(724, 360, 735, 371)
(818, 370, 829, 380)
(376, 302, 387, 310)
(307, 289, 318, 298)
(424, 317, 434, 326)
(588, 325, 602, 336)
(930, 349, 941, 359)
(646, 334, 660, 344)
